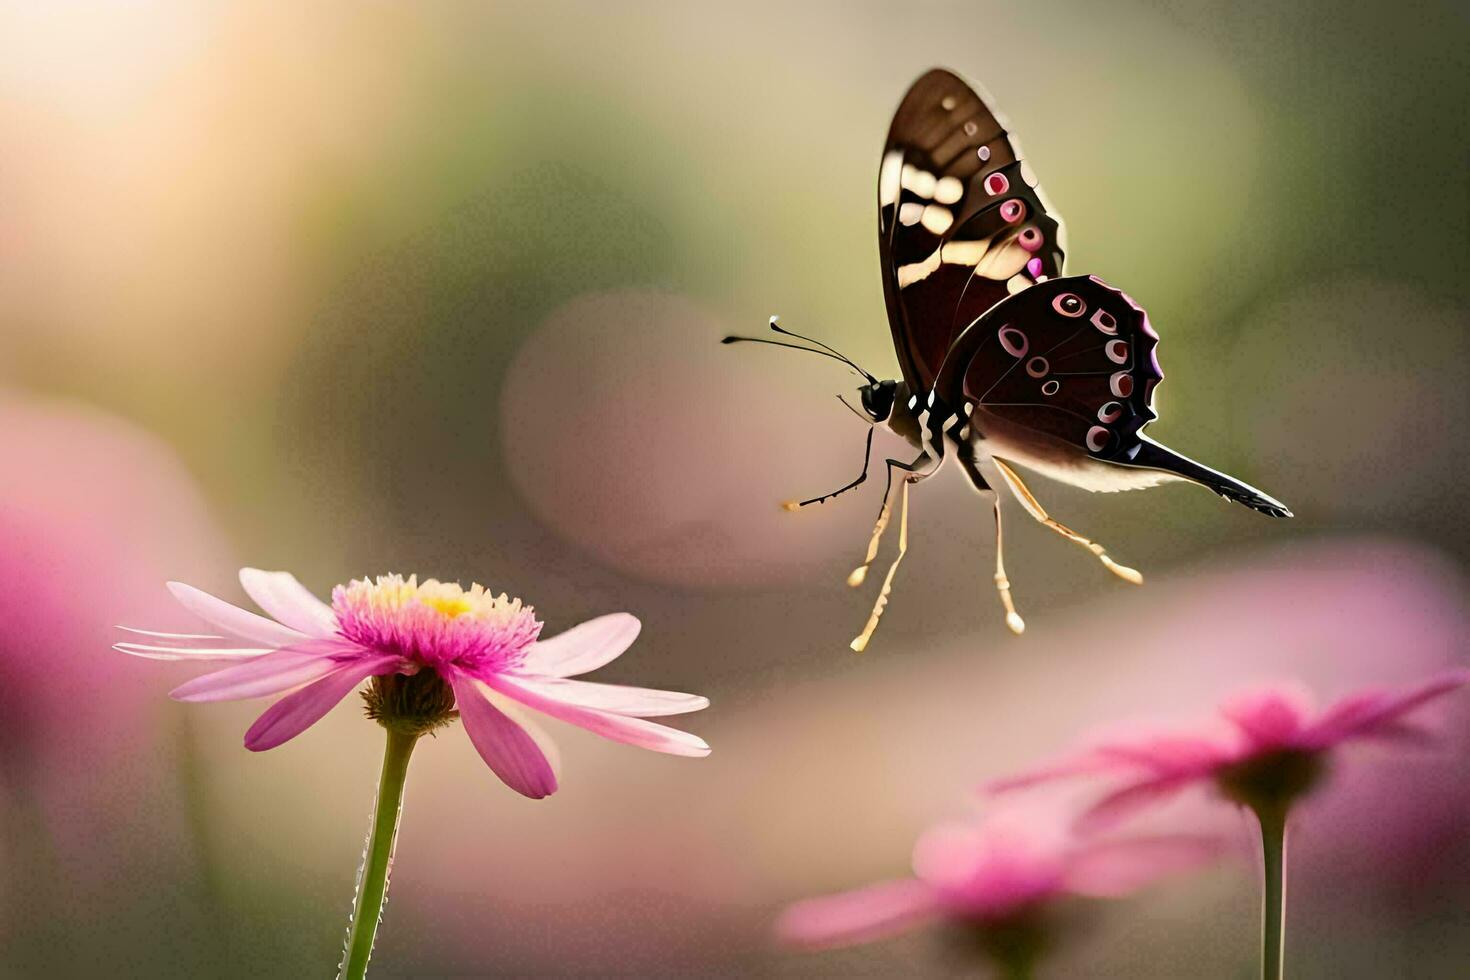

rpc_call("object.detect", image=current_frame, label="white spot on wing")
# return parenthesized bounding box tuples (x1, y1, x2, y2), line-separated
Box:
(897, 248, 942, 287)
(920, 205, 953, 234)
(933, 176, 964, 205)
(901, 165, 937, 199)
(879, 151, 904, 206)
(899, 202, 925, 226)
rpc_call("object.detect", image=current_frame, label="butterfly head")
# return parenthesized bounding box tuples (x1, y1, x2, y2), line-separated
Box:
(858, 379, 899, 423)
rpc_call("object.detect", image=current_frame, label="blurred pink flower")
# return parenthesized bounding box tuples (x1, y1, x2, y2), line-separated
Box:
(119, 570, 710, 798)
(777, 810, 1220, 961)
(990, 672, 1469, 827)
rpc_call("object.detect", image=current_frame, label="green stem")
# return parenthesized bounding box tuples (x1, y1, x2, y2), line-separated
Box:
(340, 728, 418, 980)
(1253, 803, 1290, 980)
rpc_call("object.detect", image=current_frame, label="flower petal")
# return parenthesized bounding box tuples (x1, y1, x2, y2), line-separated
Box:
(114, 641, 273, 662)
(239, 568, 339, 637)
(448, 672, 559, 799)
(115, 625, 271, 660)
(501, 675, 708, 717)
(1063, 834, 1226, 898)
(1077, 774, 1199, 832)
(775, 879, 940, 950)
(518, 613, 640, 677)
(487, 673, 710, 757)
(169, 640, 363, 702)
(244, 655, 398, 751)
(985, 749, 1126, 794)
(1304, 670, 1470, 747)
(1220, 687, 1312, 750)
(167, 581, 308, 647)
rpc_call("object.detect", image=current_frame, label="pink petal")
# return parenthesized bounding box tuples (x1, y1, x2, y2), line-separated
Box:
(986, 749, 1126, 793)
(1063, 834, 1225, 897)
(487, 673, 710, 757)
(501, 675, 708, 717)
(114, 641, 273, 662)
(1220, 688, 1311, 750)
(1304, 671, 1469, 747)
(1097, 735, 1231, 778)
(167, 581, 308, 647)
(1077, 774, 1200, 832)
(517, 613, 640, 677)
(448, 673, 559, 799)
(238, 568, 339, 637)
(776, 879, 940, 950)
(244, 654, 398, 750)
(169, 640, 363, 702)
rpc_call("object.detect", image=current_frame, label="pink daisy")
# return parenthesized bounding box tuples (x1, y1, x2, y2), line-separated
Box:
(988, 672, 1467, 979)
(988, 672, 1468, 828)
(117, 568, 710, 799)
(778, 810, 1220, 975)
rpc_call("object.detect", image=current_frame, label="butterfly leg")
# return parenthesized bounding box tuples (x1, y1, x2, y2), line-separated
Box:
(847, 452, 932, 589)
(956, 444, 1026, 634)
(849, 475, 911, 653)
(783, 426, 875, 511)
(846, 452, 933, 652)
(991, 458, 1143, 585)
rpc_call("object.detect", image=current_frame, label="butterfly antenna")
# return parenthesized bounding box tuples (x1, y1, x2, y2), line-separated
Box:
(720, 334, 865, 379)
(766, 316, 878, 384)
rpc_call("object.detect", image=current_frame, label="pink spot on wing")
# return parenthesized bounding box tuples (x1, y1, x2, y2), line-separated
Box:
(999, 326, 1028, 358)
(1026, 257, 1044, 278)
(1106, 340, 1129, 364)
(1000, 200, 1025, 223)
(1086, 426, 1110, 453)
(1018, 227, 1043, 252)
(985, 172, 1009, 195)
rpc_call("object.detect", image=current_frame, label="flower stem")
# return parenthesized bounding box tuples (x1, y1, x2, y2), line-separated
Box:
(340, 728, 418, 980)
(1252, 803, 1290, 980)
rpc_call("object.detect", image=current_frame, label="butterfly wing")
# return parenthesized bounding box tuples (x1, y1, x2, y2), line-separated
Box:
(878, 68, 1067, 393)
(936, 276, 1164, 464)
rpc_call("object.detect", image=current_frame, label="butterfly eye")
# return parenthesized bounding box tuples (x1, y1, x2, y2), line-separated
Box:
(984, 172, 1009, 195)
(1091, 309, 1117, 334)
(1017, 226, 1044, 253)
(1109, 371, 1134, 397)
(1052, 293, 1085, 317)
(1040, 379, 1060, 396)
(999, 200, 1025, 223)
(1097, 401, 1124, 422)
(1086, 426, 1111, 453)
(1025, 356, 1049, 378)
(1105, 339, 1130, 364)
(976, 145, 992, 162)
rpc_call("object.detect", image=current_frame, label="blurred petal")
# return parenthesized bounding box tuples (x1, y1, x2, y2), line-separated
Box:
(1063, 834, 1226, 897)
(776, 879, 939, 950)
(448, 673, 559, 799)
(1220, 687, 1312, 749)
(166, 580, 308, 647)
(238, 568, 339, 637)
(518, 613, 641, 677)
(1307, 670, 1470, 746)
(986, 749, 1125, 793)
(244, 655, 398, 751)
(169, 640, 361, 702)
(1078, 775, 1199, 832)
(488, 673, 710, 757)
(503, 675, 708, 717)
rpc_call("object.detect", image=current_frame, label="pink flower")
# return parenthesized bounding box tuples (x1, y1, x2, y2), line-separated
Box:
(777, 810, 1221, 957)
(118, 569, 710, 798)
(989, 672, 1469, 827)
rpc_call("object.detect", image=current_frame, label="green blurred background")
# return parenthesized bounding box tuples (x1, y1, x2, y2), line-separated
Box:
(2, 1, 1466, 977)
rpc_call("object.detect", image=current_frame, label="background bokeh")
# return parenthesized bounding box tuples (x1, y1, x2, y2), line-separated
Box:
(2, 1, 1466, 977)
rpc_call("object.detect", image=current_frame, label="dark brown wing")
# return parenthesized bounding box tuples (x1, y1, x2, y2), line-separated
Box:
(878, 68, 1067, 393)
(935, 276, 1163, 463)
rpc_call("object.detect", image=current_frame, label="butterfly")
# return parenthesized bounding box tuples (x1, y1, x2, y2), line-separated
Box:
(725, 67, 1291, 650)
